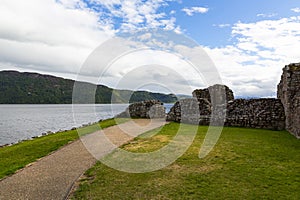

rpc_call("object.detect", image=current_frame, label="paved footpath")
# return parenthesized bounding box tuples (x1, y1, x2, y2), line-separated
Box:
(0, 119, 166, 200)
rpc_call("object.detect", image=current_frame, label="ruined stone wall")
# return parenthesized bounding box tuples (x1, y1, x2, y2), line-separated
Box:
(166, 98, 211, 125)
(225, 99, 285, 130)
(167, 81, 286, 131)
(115, 62, 300, 136)
(192, 84, 234, 104)
(116, 100, 166, 119)
(166, 98, 285, 130)
(278, 63, 300, 138)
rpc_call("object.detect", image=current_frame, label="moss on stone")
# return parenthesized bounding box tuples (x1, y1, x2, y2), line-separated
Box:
(289, 63, 300, 71)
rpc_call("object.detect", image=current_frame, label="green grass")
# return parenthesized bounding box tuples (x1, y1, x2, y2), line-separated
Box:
(0, 118, 129, 179)
(72, 123, 300, 199)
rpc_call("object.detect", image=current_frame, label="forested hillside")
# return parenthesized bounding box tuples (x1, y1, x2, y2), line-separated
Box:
(0, 71, 177, 104)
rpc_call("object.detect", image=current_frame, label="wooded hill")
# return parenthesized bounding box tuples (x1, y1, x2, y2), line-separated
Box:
(0, 71, 177, 104)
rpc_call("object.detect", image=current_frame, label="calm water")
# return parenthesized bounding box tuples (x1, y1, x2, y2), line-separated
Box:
(0, 104, 173, 146)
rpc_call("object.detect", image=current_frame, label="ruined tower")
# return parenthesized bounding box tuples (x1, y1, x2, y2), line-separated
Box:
(278, 63, 300, 138)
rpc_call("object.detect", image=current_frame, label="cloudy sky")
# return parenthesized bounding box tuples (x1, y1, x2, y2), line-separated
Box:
(1, 0, 300, 97)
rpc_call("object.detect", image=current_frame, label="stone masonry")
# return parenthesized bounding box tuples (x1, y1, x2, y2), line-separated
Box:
(167, 97, 285, 130)
(225, 99, 285, 130)
(192, 84, 234, 104)
(116, 100, 166, 119)
(278, 63, 300, 138)
(166, 98, 211, 125)
(167, 84, 286, 131)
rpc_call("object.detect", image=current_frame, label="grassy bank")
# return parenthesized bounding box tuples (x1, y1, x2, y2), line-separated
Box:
(0, 118, 129, 179)
(72, 123, 300, 199)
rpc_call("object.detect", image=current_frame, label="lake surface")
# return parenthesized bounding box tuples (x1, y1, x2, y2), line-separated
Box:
(0, 104, 173, 146)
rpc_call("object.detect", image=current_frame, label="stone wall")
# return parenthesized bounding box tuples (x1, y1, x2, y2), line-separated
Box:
(225, 99, 285, 130)
(278, 63, 300, 138)
(167, 81, 286, 131)
(166, 98, 285, 130)
(166, 98, 211, 125)
(116, 100, 166, 119)
(192, 84, 234, 104)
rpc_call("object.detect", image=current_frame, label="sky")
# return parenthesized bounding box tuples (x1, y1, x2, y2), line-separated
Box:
(0, 0, 300, 97)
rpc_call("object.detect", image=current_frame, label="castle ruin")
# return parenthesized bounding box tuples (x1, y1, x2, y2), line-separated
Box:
(278, 63, 300, 138)
(117, 63, 300, 138)
(167, 63, 300, 138)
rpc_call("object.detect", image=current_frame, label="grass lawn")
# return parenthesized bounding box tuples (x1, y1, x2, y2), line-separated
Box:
(0, 118, 129, 179)
(72, 122, 300, 199)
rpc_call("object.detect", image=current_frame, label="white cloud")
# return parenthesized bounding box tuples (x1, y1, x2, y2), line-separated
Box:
(205, 16, 300, 97)
(0, 0, 181, 78)
(182, 7, 209, 16)
(213, 24, 231, 28)
(291, 7, 300, 13)
(170, 10, 176, 15)
(75, 35, 213, 94)
(0, 0, 113, 75)
(90, 0, 180, 32)
(101, 49, 206, 94)
(257, 13, 277, 18)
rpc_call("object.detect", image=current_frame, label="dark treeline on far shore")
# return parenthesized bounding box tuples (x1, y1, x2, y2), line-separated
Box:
(0, 70, 177, 104)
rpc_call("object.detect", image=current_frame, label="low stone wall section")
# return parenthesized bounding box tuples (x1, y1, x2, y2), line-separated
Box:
(166, 98, 211, 125)
(225, 99, 285, 130)
(116, 100, 166, 119)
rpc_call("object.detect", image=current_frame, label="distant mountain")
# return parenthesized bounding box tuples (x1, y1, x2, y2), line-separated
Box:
(176, 94, 192, 100)
(0, 71, 177, 104)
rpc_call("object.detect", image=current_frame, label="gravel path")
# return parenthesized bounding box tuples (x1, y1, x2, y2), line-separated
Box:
(0, 119, 166, 200)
